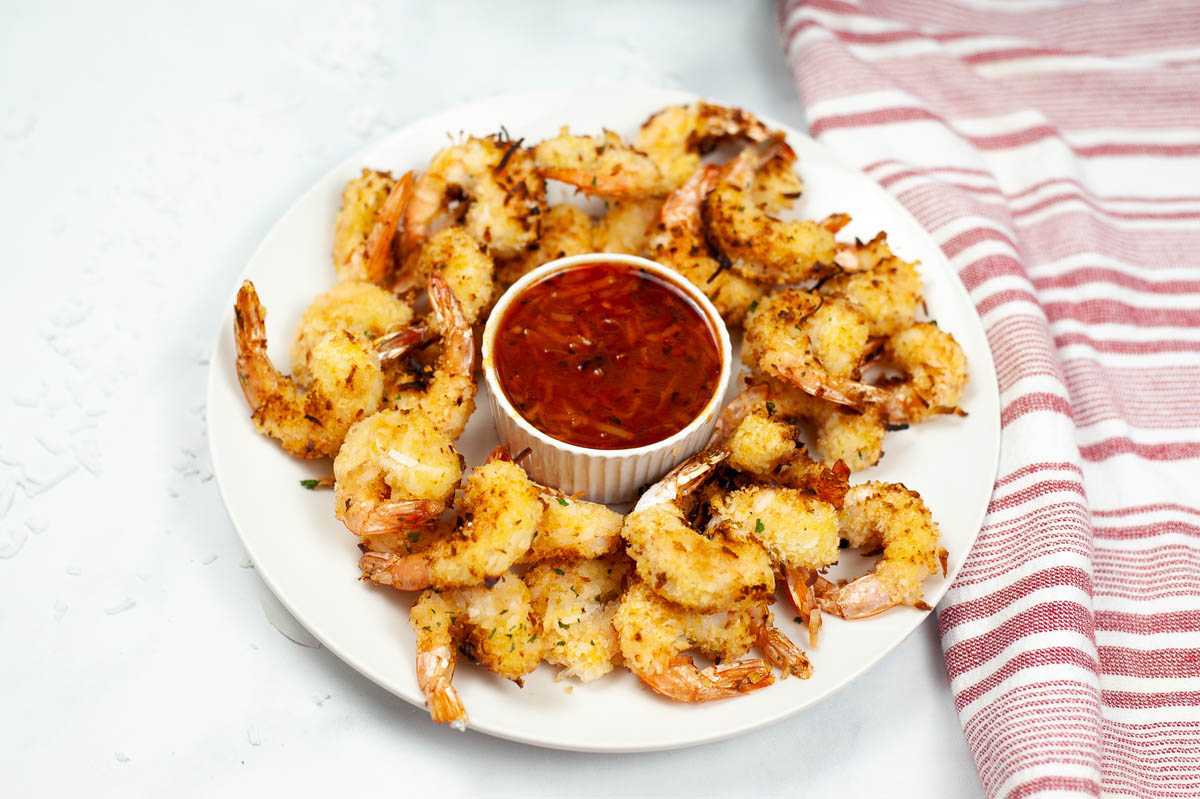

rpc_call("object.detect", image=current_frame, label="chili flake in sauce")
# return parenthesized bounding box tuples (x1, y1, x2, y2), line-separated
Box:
(494, 262, 722, 449)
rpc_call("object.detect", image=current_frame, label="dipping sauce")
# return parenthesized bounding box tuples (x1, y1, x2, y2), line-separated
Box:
(493, 262, 722, 450)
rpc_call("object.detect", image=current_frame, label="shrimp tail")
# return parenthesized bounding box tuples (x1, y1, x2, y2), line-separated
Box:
(416, 646, 468, 728)
(641, 656, 775, 702)
(344, 498, 445, 538)
(758, 625, 812, 680)
(813, 573, 898, 619)
(359, 549, 434, 591)
(363, 170, 414, 284)
(784, 567, 822, 648)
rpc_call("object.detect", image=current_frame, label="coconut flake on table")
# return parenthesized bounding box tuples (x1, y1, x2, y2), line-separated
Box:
(53, 599, 68, 621)
(0, 528, 28, 559)
(25, 517, 49, 535)
(201, 553, 218, 565)
(104, 597, 136, 616)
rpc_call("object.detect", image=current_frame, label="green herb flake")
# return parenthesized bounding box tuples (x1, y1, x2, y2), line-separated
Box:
(557, 620, 570, 629)
(553, 568, 565, 576)
(754, 518, 765, 534)
(488, 627, 497, 640)
(499, 609, 508, 615)
(407, 531, 420, 542)
(556, 497, 569, 507)
(299, 479, 319, 490)
(765, 401, 776, 417)
(793, 616, 803, 625)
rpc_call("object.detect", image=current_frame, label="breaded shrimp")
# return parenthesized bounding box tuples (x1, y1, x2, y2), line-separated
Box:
(743, 289, 886, 410)
(333, 169, 414, 284)
(233, 281, 383, 459)
(622, 449, 774, 613)
(402, 135, 546, 259)
(875, 323, 968, 424)
(709, 486, 840, 576)
(408, 227, 496, 326)
(815, 482, 947, 618)
(289, 280, 413, 386)
(648, 164, 765, 326)
(613, 580, 775, 702)
(333, 408, 462, 540)
(495, 204, 594, 287)
(594, 198, 662, 256)
(409, 572, 543, 728)
(359, 454, 542, 590)
(525, 492, 624, 562)
(525, 555, 630, 682)
(820, 233, 923, 337)
(380, 275, 478, 441)
(533, 128, 664, 197)
(635, 102, 775, 190)
(704, 140, 838, 285)
(758, 378, 887, 472)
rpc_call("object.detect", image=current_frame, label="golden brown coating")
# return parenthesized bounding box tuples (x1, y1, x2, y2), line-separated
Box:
(411, 226, 496, 326)
(495, 204, 595, 287)
(533, 128, 664, 196)
(333, 169, 413, 284)
(234, 281, 382, 459)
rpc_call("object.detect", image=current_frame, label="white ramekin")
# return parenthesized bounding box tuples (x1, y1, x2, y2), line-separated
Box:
(481, 253, 733, 505)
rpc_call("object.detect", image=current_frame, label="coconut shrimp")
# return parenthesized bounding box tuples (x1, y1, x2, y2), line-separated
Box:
(409, 572, 543, 728)
(613, 580, 775, 702)
(525, 492, 624, 562)
(379, 274, 478, 440)
(649, 164, 765, 326)
(358, 453, 542, 590)
(820, 233, 923, 337)
(872, 323, 968, 424)
(333, 169, 413, 284)
(525, 556, 630, 682)
(402, 134, 545, 260)
(622, 448, 774, 613)
(816, 482, 947, 618)
(495, 204, 594, 287)
(750, 155, 805, 215)
(233, 281, 383, 459)
(761, 378, 887, 473)
(593, 197, 661, 256)
(634, 102, 775, 190)
(289, 280, 413, 385)
(703, 140, 838, 285)
(743, 288, 887, 411)
(709, 486, 840, 578)
(333, 408, 462, 542)
(407, 227, 496, 325)
(533, 128, 664, 197)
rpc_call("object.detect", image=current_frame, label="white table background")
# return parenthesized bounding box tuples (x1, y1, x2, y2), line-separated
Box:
(0, 2, 984, 796)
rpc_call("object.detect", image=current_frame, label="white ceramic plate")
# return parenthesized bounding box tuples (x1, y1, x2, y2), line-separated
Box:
(207, 87, 1000, 752)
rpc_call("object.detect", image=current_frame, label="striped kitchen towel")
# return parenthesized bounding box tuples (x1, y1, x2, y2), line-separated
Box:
(777, 1, 1200, 797)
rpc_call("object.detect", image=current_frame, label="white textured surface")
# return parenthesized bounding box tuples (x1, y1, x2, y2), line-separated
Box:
(0, 2, 984, 797)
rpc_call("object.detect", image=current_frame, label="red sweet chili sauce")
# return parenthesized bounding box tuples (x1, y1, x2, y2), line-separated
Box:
(493, 262, 722, 450)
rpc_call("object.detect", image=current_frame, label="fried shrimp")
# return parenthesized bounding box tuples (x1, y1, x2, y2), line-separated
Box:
(816, 482, 947, 618)
(358, 454, 543, 590)
(743, 289, 886, 410)
(649, 164, 765, 326)
(820, 233, 922, 337)
(533, 127, 664, 197)
(622, 449, 774, 613)
(496, 204, 594, 287)
(525, 556, 630, 682)
(233, 281, 383, 459)
(380, 274, 478, 440)
(402, 134, 546, 259)
(289, 280, 413, 385)
(635, 102, 775, 190)
(874, 323, 968, 424)
(594, 198, 661, 256)
(408, 227, 496, 325)
(525, 493, 624, 562)
(709, 487, 840, 576)
(613, 580, 775, 702)
(704, 140, 838, 285)
(409, 572, 543, 728)
(333, 169, 413, 284)
(333, 408, 462, 540)
(758, 379, 887, 472)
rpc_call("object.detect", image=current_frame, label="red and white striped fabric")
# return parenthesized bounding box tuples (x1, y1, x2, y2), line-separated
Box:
(777, 1, 1200, 796)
